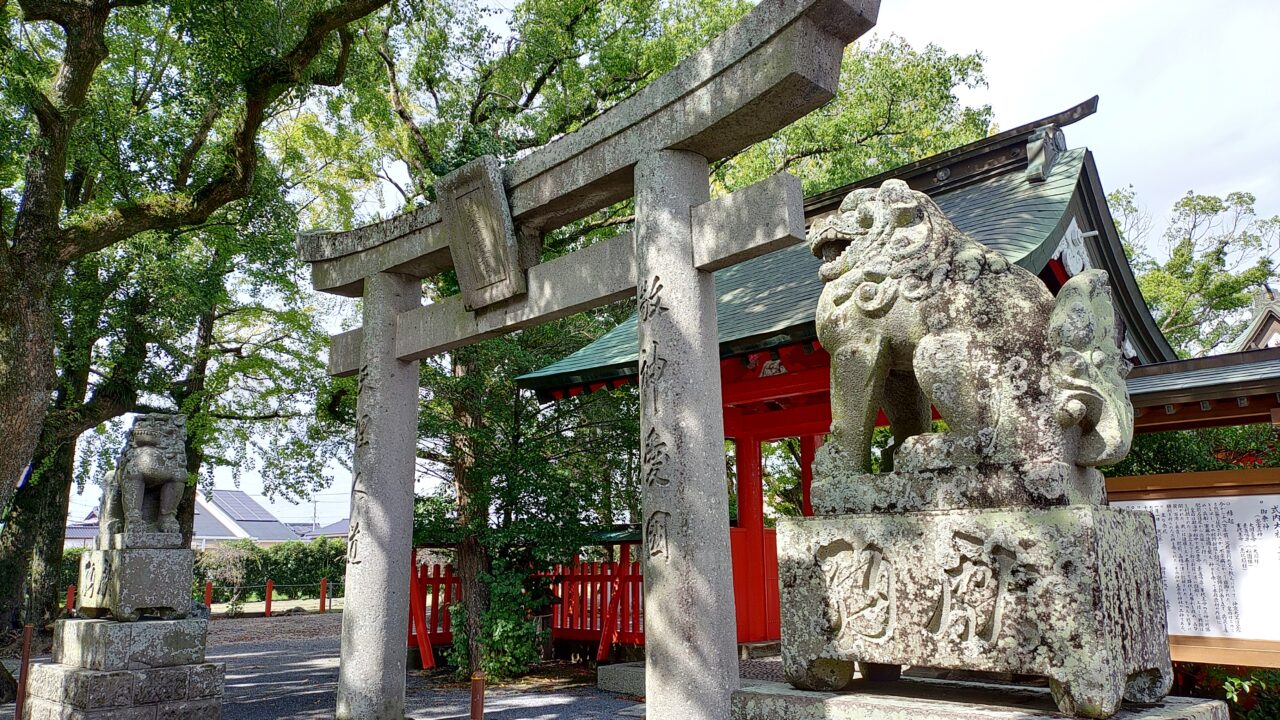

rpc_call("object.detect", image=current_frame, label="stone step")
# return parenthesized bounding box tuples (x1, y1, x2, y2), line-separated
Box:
(54, 618, 208, 671)
(730, 679, 1226, 720)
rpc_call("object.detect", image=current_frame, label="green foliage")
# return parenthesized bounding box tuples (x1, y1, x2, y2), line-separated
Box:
(61, 547, 86, 591)
(193, 538, 346, 604)
(1105, 424, 1278, 477)
(1174, 663, 1280, 720)
(718, 36, 991, 195)
(1111, 187, 1278, 356)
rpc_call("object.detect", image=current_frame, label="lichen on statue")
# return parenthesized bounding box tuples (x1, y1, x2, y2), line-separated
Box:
(807, 179, 1134, 513)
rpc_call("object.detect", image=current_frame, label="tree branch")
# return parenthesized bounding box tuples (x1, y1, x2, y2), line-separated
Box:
(56, 0, 390, 262)
(373, 29, 435, 175)
(175, 103, 222, 189)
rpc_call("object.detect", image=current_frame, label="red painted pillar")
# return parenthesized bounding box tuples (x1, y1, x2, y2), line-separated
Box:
(319, 578, 328, 613)
(66, 585, 76, 613)
(800, 435, 822, 516)
(735, 436, 766, 642)
(265, 579, 274, 617)
(204, 581, 213, 608)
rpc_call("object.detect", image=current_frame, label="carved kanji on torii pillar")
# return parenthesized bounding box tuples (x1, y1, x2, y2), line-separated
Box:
(295, 2, 880, 718)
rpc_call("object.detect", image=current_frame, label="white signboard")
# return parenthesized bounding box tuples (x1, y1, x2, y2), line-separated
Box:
(1115, 495, 1280, 641)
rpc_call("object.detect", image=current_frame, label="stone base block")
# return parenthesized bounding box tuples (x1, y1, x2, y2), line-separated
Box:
(108, 531, 184, 550)
(53, 619, 208, 671)
(731, 680, 1226, 720)
(23, 660, 224, 719)
(78, 549, 193, 621)
(598, 661, 647, 697)
(778, 505, 1172, 718)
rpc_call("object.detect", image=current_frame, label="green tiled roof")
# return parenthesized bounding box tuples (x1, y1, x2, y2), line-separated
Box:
(1127, 354, 1280, 400)
(518, 149, 1086, 391)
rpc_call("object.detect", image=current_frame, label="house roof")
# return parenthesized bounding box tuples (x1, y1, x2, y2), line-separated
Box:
(193, 500, 239, 540)
(303, 518, 349, 539)
(518, 100, 1174, 395)
(64, 522, 97, 540)
(1229, 288, 1280, 353)
(196, 490, 299, 542)
(1126, 346, 1280, 406)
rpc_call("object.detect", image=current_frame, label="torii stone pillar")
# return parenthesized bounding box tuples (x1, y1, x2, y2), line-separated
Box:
(336, 271, 421, 720)
(636, 150, 740, 719)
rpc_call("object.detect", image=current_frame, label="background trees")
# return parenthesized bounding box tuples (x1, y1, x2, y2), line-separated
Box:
(1, 0, 996, 680)
(1111, 186, 1279, 357)
(0, 0, 391, 525)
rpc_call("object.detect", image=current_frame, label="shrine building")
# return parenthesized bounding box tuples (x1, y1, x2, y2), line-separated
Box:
(510, 98, 1280, 652)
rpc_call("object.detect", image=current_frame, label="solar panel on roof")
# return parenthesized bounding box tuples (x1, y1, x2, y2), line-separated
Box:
(212, 490, 277, 522)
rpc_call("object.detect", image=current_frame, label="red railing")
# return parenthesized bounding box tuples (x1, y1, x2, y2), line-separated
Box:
(407, 562, 459, 668)
(549, 557, 644, 654)
(407, 530, 781, 662)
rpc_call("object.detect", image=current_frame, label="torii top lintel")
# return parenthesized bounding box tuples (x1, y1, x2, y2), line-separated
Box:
(296, 0, 880, 298)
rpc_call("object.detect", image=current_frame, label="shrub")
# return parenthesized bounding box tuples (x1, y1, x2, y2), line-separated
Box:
(1174, 663, 1280, 719)
(62, 547, 86, 590)
(193, 538, 347, 604)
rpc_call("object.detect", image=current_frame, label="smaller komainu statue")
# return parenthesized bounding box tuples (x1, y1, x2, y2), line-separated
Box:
(99, 413, 187, 540)
(807, 179, 1133, 510)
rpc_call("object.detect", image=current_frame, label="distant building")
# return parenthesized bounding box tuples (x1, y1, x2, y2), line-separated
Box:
(192, 490, 299, 548)
(64, 520, 98, 549)
(301, 518, 349, 541)
(1229, 285, 1280, 352)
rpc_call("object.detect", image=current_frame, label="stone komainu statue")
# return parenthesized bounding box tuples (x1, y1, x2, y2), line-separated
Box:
(100, 413, 187, 540)
(777, 179, 1171, 719)
(807, 178, 1133, 511)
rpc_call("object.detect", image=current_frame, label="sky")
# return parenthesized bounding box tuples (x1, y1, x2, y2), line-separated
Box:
(66, 0, 1280, 529)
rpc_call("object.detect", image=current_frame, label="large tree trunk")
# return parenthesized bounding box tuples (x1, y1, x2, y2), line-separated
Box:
(0, 442, 71, 627)
(0, 266, 58, 513)
(452, 356, 490, 674)
(174, 305, 216, 548)
(28, 441, 76, 630)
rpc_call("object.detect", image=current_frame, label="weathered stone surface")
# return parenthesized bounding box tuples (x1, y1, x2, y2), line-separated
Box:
(54, 619, 207, 671)
(28, 664, 135, 709)
(78, 549, 193, 621)
(598, 661, 647, 697)
(23, 697, 159, 719)
(124, 621, 206, 669)
(154, 699, 221, 720)
(692, 172, 806, 272)
(187, 663, 225, 699)
(107, 532, 183, 550)
(778, 506, 1172, 718)
(53, 620, 131, 671)
(807, 180, 1132, 512)
(96, 415, 187, 543)
(130, 666, 189, 705)
(335, 272, 420, 720)
(435, 155, 525, 311)
(731, 680, 1227, 720)
(635, 150, 741, 720)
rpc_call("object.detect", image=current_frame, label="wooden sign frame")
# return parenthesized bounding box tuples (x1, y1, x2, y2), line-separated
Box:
(1107, 468, 1280, 667)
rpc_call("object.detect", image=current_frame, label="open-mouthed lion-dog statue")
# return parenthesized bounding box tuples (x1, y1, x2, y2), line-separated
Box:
(807, 179, 1133, 512)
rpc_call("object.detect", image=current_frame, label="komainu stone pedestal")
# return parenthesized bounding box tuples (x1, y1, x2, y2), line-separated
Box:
(24, 618, 224, 719)
(78, 548, 195, 622)
(779, 506, 1173, 718)
(731, 680, 1227, 720)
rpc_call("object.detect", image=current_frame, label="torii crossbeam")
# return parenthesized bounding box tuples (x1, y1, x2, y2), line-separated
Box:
(295, 2, 880, 718)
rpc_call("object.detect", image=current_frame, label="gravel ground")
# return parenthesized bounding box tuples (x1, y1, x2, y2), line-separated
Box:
(4, 614, 780, 719)
(213, 631, 642, 720)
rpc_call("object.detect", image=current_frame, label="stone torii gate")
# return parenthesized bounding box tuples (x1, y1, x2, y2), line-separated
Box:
(296, 2, 880, 718)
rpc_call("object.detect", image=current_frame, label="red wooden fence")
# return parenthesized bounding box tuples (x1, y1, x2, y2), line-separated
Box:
(407, 530, 781, 661)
